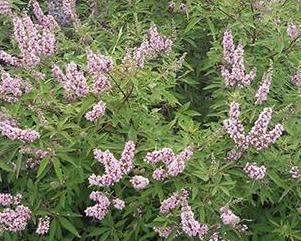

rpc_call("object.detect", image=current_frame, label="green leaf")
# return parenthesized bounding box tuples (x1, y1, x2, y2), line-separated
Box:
(0, 160, 13, 172)
(37, 157, 49, 178)
(53, 158, 63, 182)
(58, 217, 81, 238)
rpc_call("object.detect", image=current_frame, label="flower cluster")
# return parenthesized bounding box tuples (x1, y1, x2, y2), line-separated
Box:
(0, 119, 40, 143)
(145, 146, 193, 181)
(62, 0, 79, 25)
(159, 189, 188, 214)
(221, 29, 256, 87)
(224, 102, 284, 159)
(112, 198, 125, 210)
(88, 141, 135, 187)
(168, 2, 187, 13)
(255, 64, 273, 105)
(32, 1, 58, 30)
(180, 201, 208, 238)
(36, 216, 50, 235)
(287, 23, 300, 39)
(130, 176, 150, 190)
(19, 147, 52, 170)
(244, 162, 266, 180)
(87, 49, 113, 94)
(47, 0, 72, 26)
(124, 25, 173, 68)
(220, 207, 240, 227)
(0, 193, 31, 232)
(85, 192, 110, 221)
(87, 49, 113, 75)
(85, 101, 106, 122)
(289, 166, 300, 179)
(0, 1, 12, 16)
(156, 190, 208, 239)
(0, 193, 22, 207)
(52, 62, 89, 101)
(0, 70, 32, 103)
(291, 69, 301, 88)
(0, 13, 57, 67)
(154, 226, 175, 238)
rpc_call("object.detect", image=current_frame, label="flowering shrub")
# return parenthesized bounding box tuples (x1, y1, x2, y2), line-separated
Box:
(0, 0, 301, 240)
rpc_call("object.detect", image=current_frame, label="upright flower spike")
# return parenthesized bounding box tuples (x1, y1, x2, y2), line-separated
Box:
(145, 146, 193, 181)
(154, 226, 175, 238)
(124, 24, 173, 68)
(156, 190, 208, 239)
(84, 192, 110, 221)
(0, 14, 57, 67)
(159, 189, 189, 214)
(224, 102, 284, 153)
(87, 49, 113, 75)
(88, 141, 135, 187)
(85, 101, 106, 122)
(180, 201, 208, 238)
(0, 70, 32, 103)
(221, 29, 256, 87)
(36, 216, 50, 235)
(62, 0, 79, 25)
(52, 62, 89, 101)
(255, 63, 273, 105)
(32, 1, 58, 30)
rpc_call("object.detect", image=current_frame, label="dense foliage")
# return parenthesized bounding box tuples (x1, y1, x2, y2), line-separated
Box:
(0, 0, 301, 240)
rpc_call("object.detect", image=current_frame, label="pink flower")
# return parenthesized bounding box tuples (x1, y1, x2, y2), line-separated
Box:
(159, 189, 188, 214)
(224, 102, 284, 151)
(0, 205, 32, 232)
(221, 29, 256, 87)
(244, 162, 266, 180)
(154, 226, 175, 238)
(32, 1, 58, 30)
(0, 120, 40, 143)
(52, 63, 89, 100)
(220, 207, 240, 227)
(255, 64, 273, 105)
(180, 202, 208, 238)
(85, 101, 106, 122)
(124, 25, 173, 68)
(0, 193, 22, 207)
(62, 0, 79, 24)
(112, 198, 125, 210)
(145, 146, 193, 181)
(87, 49, 113, 75)
(119, 141, 135, 175)
(36, 216, 50, 235)
(287, 23, 299, 39)
(0, 70, 32, 103)
(291, 69, 301, 87)
(89, 141, 135, 187)
(85, 192, 110, 221)
(91, 74, 110, 95)
(0, 1, 12, 16)
(130, 176, 150, 190)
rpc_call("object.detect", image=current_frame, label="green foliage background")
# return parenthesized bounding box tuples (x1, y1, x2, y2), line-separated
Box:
(0, 0, 301, 240)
